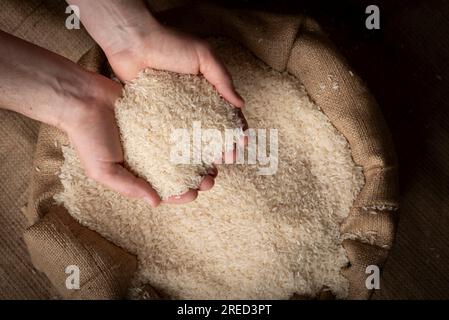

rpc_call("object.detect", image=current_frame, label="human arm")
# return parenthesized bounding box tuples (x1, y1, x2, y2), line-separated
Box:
(0, 30, 211, 206)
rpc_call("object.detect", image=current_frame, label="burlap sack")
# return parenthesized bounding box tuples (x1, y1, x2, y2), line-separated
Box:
(23, 2, 398, 299)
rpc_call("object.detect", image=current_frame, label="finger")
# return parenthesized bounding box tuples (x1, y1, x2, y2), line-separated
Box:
(239, 134, 248, 148)
(163, 189, 198, 204)
(91, 162, 161, 207)
(198, 46, 245, 108)
(215, 147, 237, 165)
(237, 109, 249, 131)
(208, 166, 218, 178)
(198, 175, 215, 191)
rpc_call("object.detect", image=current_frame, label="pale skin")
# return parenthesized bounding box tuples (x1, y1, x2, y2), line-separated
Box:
(0, 0, 244, 207)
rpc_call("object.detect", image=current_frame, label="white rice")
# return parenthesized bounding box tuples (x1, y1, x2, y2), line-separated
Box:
(54, 38, 364, 299)
(115, 69, 242, 199)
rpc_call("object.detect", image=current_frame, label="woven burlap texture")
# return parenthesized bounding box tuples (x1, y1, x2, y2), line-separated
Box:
(24, 2, 398, 300)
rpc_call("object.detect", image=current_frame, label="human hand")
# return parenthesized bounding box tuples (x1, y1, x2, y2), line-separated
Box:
(1, 23, 216, 206)
(104, 25, 245, 108)
(65, 0, 245, 201)
(62, 74, 216, 206)
(102, 25, 247, 192)
(67, 0, 244, 108)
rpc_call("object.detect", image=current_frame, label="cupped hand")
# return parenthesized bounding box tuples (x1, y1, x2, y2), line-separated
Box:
(99, 24, 246, 201)
(104, 25, 245, 108)
(64, 3, 246, 203)
(64, 74, 215, 206)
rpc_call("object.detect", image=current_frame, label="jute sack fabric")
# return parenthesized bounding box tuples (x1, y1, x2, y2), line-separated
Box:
(25, 2, 399, 299)
(0, 0, 95, 64)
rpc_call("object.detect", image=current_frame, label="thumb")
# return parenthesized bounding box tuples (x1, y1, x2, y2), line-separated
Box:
(87, 162, 161, 207)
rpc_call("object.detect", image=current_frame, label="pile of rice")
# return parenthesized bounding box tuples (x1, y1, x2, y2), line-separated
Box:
(55, 38, 364, 299)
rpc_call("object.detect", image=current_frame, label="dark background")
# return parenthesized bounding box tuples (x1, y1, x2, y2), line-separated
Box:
(221, 0, 449, 299)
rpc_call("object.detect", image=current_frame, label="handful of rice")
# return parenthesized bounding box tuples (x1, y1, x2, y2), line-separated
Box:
(115, 69, 243, 199)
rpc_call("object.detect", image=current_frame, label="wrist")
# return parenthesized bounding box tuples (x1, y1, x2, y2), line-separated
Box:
(102, 15, 162, 58)
(57, 72, 122, 133)
(68, 0, 161, 58)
